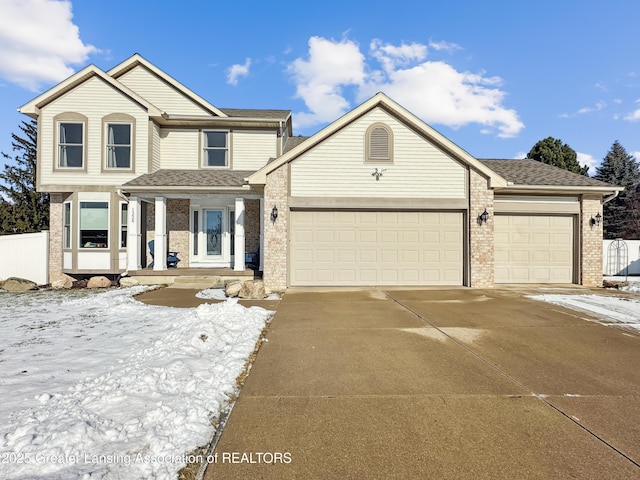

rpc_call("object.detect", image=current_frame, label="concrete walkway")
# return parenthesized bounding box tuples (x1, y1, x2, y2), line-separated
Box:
(202, 287, 640, 479)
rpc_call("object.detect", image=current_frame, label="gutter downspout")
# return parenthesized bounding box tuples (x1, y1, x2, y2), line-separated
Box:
(603, 190, 620, 204)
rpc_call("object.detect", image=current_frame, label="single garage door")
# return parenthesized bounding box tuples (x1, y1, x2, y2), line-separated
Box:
(290, 210, 463, 286)
(494, 215, 574, 283)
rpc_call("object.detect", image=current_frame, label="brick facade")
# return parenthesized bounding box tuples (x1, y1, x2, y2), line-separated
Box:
(580, 194, 603, 287)
(263, 164, 288, 292)
(245, 199, 261, 255)
(469, 169, 494, 288)
(167, 199, 190, 268)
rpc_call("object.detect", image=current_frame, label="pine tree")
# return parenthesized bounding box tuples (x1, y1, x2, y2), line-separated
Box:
(593, 140, 640, 239)
(0, 120, 49, 234)
(528, 137, 589, 176)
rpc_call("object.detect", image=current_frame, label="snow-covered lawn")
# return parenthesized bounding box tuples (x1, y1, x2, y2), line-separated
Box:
(0, 286, 273, 479)
(530, 278, 640, 333)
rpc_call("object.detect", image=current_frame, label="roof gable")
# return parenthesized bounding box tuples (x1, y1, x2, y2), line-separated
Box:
(248, 92, 507, 187)
(19, 64, 163, 118)
(108, 54, 227, 117)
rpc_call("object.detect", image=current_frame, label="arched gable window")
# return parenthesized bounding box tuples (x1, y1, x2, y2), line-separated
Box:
(365, 123, 393, 163)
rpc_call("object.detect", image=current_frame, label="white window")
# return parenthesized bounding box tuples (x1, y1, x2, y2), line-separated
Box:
(63, 202, 71, 249)
(59, 122, 84, 167)
(203, 130, 229, 167)
(79, 201, 109, 248)
(120, 203, 128, 248)
(106, 123, 132, 168)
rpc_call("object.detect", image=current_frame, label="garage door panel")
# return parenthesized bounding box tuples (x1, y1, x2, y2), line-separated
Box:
(495, 215, 573, 284)
(290, 210, 463, 286)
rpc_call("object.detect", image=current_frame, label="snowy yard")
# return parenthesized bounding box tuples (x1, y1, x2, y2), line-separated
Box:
(0, 286, 273, 480)
(530, 279, 640, 333)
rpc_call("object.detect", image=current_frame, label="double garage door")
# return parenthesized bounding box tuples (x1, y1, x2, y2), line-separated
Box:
(494, 215, 575, 283)
(290, 210, 463, 286)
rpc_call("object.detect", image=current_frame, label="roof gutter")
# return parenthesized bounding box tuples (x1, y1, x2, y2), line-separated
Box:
(495, 184, 624, 195)
(161, 113, 288, 123)
(603, 189, 620, 204)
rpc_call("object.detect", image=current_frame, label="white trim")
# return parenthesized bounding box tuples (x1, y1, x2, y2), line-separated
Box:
(233, 198, 246, 271)
(153, 197, 167, 270)
(126, 197, 141, 270)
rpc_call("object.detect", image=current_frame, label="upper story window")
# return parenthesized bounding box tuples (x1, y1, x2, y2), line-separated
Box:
(203, 130, 229, 167)
(58, 122, 84, 168)
(106, 123, 132, 169)
(365, 123, 393, 163)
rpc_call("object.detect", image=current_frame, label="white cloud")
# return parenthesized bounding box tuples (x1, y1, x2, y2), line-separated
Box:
(226, 58, 251, 86)
(515, 151, 528, 159)
(632, 151, 640, 160)
(427, 40, 462, 53)
(624, 108, 640, 122)
(0, 0, 97, 91)
(287, 36, 366, 127)
(577, 101, 606, 114)
(577, 152, 600, 173)
(287, 36, 524, 137)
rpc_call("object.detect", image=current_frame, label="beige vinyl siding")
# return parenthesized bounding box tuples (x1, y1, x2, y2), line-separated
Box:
(232, 130, 277, 170)
(40, 77, 148, 187)
(151, 123, 161, 171)
(159, 129, 199, 169)
(290, 108, 466, 199)
(117, 66, 211, 116)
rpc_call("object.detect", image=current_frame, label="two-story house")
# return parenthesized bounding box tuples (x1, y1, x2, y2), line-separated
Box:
(19, 54, 620, 291)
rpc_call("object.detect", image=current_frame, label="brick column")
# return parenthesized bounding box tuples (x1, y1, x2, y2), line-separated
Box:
(49, 193, 63, 278)
(580, 195, 603, 287)
(263, 164, 288, 292)
(469, 169, 494, 288)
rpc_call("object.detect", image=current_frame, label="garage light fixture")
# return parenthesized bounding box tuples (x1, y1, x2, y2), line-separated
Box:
(271, 205, 279, 223)
(590, 212, 601, 227)
(478, 209, 489, 225)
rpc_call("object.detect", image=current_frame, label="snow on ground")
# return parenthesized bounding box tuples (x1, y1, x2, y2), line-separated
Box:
(0, 287, 273, 479)
(196, 288, 280, 301)
(530, 278, 640, 333)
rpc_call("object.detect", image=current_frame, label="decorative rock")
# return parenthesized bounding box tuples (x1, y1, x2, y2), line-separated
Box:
(224, 281, 243, 298)
(119, 277, 140, 287)
(87, 276, 112, 288)
(239, 280, 266, 299)
(208, 276, 225, 288)
(51, 272, 74, 290)
(2, 277, 38, 292)
(603, 280, 628, 289)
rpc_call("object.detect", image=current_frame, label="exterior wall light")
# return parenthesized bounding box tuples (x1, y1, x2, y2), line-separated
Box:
(271, 205, 279, 223)
(590, 212, 601, 227)
(478, 209, 489, 225)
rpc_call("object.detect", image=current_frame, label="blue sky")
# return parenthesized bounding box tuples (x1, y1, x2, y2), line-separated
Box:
(1, 0, 639, 175)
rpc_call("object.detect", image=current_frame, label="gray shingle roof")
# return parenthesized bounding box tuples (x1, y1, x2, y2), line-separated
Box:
(284, 136, 310, 153)
(479, 159, 616, 188)
(123, 169, 254, 188)
(219, 108, 290, 120)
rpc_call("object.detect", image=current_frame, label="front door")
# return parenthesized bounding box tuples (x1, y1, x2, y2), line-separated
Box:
(204, 209, 223, 260)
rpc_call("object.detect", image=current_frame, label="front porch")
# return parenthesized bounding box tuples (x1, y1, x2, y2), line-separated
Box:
(126, 266, 260, 286)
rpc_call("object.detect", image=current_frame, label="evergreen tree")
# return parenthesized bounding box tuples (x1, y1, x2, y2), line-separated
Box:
(593, 140, 640, 239)
(528, 136, 589, 176)
(0, 120, 49, 234)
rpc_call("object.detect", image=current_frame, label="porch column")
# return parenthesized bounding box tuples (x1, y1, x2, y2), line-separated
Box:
(234, 197, 246, 271)
(259, 198, 265, 271)
(154, 196, 167, 270)
(126, 196, 142, 271)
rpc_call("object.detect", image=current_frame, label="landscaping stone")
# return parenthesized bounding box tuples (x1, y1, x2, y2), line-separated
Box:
(119, 277, 140, 287)
(3, 277, 38, 292)
(51, 272, 74, 290)
(87, 276, 112, 288)
(239, 279, 266, 299)
(224, 281, 243, 298)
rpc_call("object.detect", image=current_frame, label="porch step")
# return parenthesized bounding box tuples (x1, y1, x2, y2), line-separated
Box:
(169, 276, 226, 290)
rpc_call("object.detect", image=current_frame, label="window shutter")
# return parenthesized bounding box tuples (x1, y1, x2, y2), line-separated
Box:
(369, 127, 389, 160)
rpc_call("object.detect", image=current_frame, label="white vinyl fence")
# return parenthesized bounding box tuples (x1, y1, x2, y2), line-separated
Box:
(603, 239, 640, 276)
(0, 231, 49, 285)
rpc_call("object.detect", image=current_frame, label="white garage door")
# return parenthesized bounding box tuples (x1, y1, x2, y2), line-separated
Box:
(290, 210, 463, 286)
(494, 215, 574, 283)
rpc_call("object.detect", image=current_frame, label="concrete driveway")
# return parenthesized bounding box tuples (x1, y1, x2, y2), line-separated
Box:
(204, 287, 640, 479)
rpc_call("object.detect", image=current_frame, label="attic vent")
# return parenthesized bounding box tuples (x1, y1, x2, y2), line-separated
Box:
(366, 123, 393, 163)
